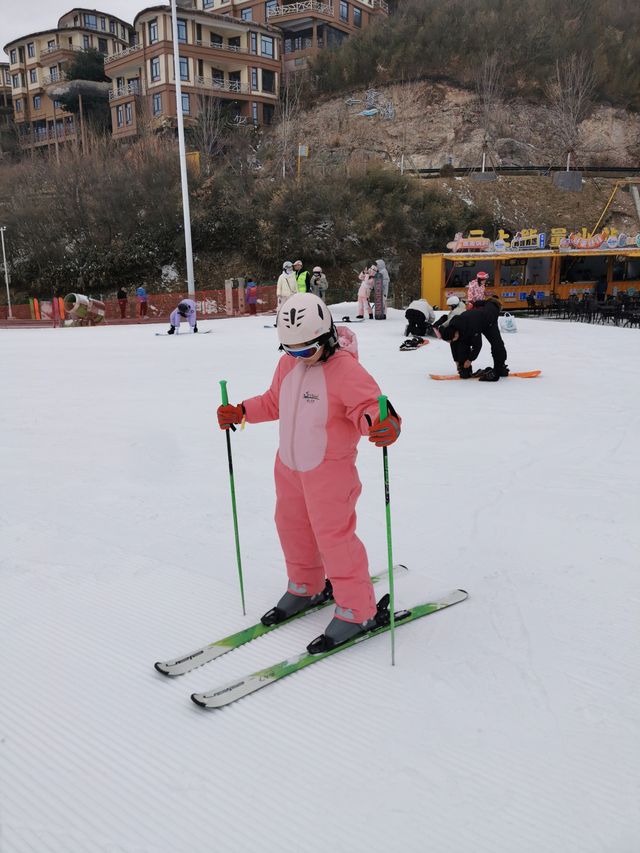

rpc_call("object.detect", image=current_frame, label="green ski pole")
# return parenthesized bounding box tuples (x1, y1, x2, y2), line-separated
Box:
(378, 395, 396, 665)
(220, 380, 246, 615)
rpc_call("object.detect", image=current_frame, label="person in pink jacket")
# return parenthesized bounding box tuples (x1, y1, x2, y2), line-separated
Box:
(357, 264, 376, 319)
(217, 293, 401, 650)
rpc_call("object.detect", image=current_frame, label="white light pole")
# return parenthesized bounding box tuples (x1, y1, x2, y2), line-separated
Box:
(0, 227, 12, 320)
(170, 0, 195, 296)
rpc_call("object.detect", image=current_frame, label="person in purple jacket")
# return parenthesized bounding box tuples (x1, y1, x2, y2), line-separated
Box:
(167, 299, 198, 334)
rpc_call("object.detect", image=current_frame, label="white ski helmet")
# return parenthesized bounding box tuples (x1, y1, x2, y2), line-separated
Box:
(277, 293, 333, 346)
(446, 295, 460, 307)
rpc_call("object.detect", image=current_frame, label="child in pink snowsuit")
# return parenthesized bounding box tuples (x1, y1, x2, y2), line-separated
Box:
(217, 293, 401, 647)
(357, 265, 376, 319)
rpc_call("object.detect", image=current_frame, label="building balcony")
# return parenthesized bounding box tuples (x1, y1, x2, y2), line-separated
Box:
(42, 71, 68, 86)
(109, 81, 143, 100)
(104, 43, 143, 66)
(40, 44, 85, 59)
(268, 1, 333, 19)
(368, 0, 389, 12)
(194, 75, 250, 95)
(194, 39, 249, 56)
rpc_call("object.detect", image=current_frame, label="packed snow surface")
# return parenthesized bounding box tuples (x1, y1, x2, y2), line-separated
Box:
(1, 306, 639, 853)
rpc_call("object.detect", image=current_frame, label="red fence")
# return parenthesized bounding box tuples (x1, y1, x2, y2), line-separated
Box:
(0, 285, 278, 325)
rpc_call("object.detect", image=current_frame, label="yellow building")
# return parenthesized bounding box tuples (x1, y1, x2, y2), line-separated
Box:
(422, 236, 640, 308)
(4, 9, 133, 152)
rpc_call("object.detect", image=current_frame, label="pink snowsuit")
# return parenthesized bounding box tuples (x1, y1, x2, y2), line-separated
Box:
(357, 273, 373, 318)
(242, 327, 380, 623)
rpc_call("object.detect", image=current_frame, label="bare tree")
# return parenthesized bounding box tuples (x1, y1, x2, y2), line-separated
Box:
(275, 71, 305, 179)
(546, 54, 596, 170)
(190, 94, 227, 167)
(475, 52, 504, 172)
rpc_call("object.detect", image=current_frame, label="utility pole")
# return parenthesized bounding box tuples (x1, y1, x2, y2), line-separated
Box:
(0, 227, 12, 319)
(170, 0, 195, 295)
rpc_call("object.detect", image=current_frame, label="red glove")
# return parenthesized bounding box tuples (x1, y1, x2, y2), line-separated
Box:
(217, 403, 245, 431)
(368, 409, 401, 447)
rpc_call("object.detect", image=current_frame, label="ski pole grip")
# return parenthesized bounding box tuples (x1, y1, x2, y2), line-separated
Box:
(378, 395, 388, 421)
(220, 379, 229, 406)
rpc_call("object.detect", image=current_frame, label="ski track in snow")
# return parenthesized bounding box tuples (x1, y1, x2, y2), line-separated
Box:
(1, 306, 639, 853)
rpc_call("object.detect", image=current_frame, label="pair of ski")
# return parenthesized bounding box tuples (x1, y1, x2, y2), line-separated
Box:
(154, 565, 468, 709)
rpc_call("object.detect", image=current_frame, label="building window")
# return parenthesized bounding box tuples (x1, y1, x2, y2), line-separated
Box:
(125, 102, 133, 125)
(33, 95, 41, 109)
(262, 69, 275, 93)
(54, 99, 61, 109)
(83, 35, 91, 49)
(251, 102, 258, 125)
(15, 99, 22, 112)
(121, 25, 126, 39)
(179, 57, 189, 80)
(98, 38, 108, 54)
(250, 33, 257, 54)
(116, 105, 124, 127)
(181, 93, 190, 114)
(251, 67, 258, 89)
(340, 1, 348, 21)
(100, 17, 106, 30)
(212, 68, 224, 87)
(148, 20, 158, 44)
(153, 93, 162, 115)
(229, 37, 241, 49)
(204, 0, 214, 7)
(260, 35, 274, 57)
(150, 57, 160, 81)
(10, 49, 17, 64)
(353, 7, 361, 27)
(29, 69, 37, 83)
(177, 18, 187, 43)
(48, 40, 56, 50)
(211, 33, 223, 47)
(84, 14, 98, 29)
(12, 74, 20, 88)
(241, 8, 252, 20)
(27, 43, 35, 58)
(110, 20, 116, 33)
(50, 66, 59, 81)
(229, 71, 241, 91)
(265, 0, 278, 16)
(263, 103, 274, 125)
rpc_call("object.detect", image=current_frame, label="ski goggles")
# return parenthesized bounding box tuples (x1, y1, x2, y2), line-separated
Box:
(281, 341, 323, 359)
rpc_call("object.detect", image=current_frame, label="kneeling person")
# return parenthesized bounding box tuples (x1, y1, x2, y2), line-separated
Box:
(168, 299, 198, 334)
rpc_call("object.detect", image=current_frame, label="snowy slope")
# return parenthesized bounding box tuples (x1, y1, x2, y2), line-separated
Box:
(0, 308, 639, 853)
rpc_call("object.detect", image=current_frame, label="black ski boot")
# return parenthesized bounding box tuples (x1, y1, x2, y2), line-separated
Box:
(167, 325, 176, 335)
(458, 365, 473, 379)
(472, 366, 492, 378)
(478, 367, 500, 382)
(193, 324, 198, 333)
(307, 594, 391, 654)
(261, 579, 333, 626)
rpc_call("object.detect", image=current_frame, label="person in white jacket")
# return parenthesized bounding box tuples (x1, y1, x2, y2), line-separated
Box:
(276, 261, 298, 307)
(404, 298, 436, 337)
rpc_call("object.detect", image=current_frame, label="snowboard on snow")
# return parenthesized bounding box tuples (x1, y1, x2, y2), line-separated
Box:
(155, 329, 212, 336)
(399, 339, 430, 351)
(429, 370, 541, 380)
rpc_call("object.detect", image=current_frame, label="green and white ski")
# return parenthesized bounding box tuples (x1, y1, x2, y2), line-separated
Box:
(154, 565, 407, 677)
(191, 589, 468, 709)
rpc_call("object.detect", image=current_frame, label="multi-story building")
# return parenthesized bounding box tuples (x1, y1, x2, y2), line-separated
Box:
(228, 0, 389, 73)
(105, 5, 282, 138)
(0, 63, 12, 130)
(4, 9, 133, 152)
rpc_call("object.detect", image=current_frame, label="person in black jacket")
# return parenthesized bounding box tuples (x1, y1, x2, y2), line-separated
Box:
(439, 295, 509, 381)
